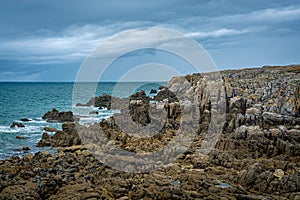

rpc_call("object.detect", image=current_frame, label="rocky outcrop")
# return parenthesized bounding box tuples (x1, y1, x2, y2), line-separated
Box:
(10, 122, 25, 128)
(153, 87, 177, 102)
(76, 94, 112, 109)
(42, 109, 74, 123)
(1, 65, 300, 199)
(37, 123, 81, 147)
(236, 163, 299, 194)
(76, 93, 129, 110)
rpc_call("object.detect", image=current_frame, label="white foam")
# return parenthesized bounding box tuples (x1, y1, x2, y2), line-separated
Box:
(0, 125, 42, 134)
(80, 117, 100, 121)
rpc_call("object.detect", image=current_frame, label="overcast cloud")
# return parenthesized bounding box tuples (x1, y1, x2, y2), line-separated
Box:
(0, 0, 299, 81)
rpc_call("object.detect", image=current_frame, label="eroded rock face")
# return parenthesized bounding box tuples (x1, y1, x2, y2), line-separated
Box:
(42, 109, 74, 123)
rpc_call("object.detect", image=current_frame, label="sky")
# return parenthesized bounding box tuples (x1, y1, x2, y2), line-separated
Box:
(0, 0, 300, 81)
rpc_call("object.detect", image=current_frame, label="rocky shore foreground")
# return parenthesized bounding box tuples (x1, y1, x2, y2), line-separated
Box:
(0, 65, 300, 199)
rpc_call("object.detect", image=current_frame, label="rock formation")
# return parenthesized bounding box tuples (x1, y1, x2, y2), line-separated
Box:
(37, 123, 81, 147)
(42, 108, 74, 123)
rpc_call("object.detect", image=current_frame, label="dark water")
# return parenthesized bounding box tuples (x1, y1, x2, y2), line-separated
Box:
(0, 82, 164, 159)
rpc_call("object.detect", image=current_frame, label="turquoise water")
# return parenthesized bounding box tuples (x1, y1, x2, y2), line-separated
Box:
(0, 82, 164, 159)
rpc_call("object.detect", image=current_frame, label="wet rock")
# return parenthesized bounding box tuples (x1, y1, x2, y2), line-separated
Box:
(16, 135, 27, 140)
(22, 146, 30, 151)
(150, 89, 157, 94)
(89, 111, 99, 115)
(10, 122, 24, 128)
(13, 146, 30, 151)
(20, 118, 31, 122)
(42, 108, 74, 123)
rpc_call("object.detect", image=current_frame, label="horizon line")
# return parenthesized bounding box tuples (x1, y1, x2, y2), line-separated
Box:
(0, 81, 168, 83)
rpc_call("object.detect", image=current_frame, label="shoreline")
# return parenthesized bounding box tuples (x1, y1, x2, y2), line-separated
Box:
(0, 65, 299, 199)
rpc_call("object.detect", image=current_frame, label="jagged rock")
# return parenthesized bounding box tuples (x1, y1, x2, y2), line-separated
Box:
(128, 99, 151, 125)
(153, 88, 177, 102)
(229, 96, 246, 114)
(130, 90, 150, 101)
(262, 112, 294, 127)
(10, 122, 25, 128)
(42, 108, 74, 123)
(230, 125, 248, 139)
(37, 123, 81, 147)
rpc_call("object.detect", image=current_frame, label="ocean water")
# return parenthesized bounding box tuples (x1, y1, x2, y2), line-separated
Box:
(0, 82, 164, 160)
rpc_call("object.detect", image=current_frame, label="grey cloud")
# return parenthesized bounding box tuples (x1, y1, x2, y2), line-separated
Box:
(0, 0, 299, 81)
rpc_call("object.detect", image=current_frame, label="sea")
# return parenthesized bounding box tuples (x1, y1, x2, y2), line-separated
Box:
(0, 82, 164, 160)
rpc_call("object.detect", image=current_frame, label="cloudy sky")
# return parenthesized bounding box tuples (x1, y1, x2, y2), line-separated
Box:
(0, 0, 299, 81)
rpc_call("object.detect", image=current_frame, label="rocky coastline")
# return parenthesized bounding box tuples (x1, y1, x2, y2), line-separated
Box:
(0, 65, 299, 199)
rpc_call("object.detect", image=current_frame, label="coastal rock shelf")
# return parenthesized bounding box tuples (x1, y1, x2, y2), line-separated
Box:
(0, 65, 300, 199)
